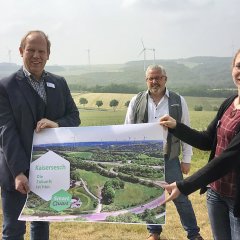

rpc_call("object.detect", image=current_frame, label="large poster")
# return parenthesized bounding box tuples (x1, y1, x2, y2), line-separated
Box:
(19, 123, 166, 225)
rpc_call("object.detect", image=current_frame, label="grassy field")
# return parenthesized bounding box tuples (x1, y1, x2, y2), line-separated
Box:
(77, 169, 111, 196)
(112, 183, 162, 209)
(0, 94, 220, 239)
(72, 92, 225, 112)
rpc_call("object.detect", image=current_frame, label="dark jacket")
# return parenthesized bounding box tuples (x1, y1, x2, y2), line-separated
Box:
(0, 69, 80, 190)
(170, 94, 240, 217)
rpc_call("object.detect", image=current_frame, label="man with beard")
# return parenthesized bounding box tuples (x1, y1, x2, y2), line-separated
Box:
(124, 65, 203, 240)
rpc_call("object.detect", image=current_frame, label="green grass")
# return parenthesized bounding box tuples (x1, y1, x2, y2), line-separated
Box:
(191, 148, 210, 171)
(80, 109, 126, 126)
(75, 169, 161, 211)
(190, 111, 216, 130)
(80, 108, 216, 130)
(184, 96, 225, 111)
(113, 183, 162, 208)
(74, 93, 224, 127)
(76, 169, 109, 196)
(66, 151, 93, 159)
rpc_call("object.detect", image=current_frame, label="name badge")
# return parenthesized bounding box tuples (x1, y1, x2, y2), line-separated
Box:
(46, 82, 55, 88)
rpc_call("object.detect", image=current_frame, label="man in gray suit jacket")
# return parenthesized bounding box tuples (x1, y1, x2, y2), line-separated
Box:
(0, 30, 80, 240)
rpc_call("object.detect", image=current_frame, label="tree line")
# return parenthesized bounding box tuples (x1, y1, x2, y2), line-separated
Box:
(79, 97, 220, 112)
(79, 97, 130, 110)
(70, 83, 237, 98)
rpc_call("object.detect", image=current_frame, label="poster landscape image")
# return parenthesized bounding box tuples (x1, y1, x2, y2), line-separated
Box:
(19, 124, 166, 225)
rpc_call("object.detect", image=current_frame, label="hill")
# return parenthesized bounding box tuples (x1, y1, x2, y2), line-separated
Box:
(0, 56, 235, 91)
(61, 56, 234, 89)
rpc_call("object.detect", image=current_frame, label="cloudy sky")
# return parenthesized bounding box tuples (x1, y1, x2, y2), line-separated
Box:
(0, 0, 239, 65)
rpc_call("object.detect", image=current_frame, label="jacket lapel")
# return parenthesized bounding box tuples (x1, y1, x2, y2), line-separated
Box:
(15, 69, 37, 123)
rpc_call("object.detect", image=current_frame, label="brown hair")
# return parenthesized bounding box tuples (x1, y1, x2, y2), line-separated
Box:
(20, 30, 51, 54)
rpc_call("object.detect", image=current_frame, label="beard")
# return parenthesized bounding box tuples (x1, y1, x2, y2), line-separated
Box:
(150, 84, 161, 92)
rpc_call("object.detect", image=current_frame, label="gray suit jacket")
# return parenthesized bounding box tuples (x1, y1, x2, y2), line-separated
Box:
(0, 68, 80, 189)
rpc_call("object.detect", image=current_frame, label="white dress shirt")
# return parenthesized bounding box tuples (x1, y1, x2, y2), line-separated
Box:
(125, 89, 193, 163)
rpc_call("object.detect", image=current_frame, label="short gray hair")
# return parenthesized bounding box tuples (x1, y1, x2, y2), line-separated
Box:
(145, 65, 166, 77)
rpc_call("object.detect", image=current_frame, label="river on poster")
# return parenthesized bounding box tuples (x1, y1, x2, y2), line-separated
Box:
(19, 123, 166, 225)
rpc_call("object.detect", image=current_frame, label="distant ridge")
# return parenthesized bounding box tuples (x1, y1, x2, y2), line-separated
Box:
(0, 56, 234, 89)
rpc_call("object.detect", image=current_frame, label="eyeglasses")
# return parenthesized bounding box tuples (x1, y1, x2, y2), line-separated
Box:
(147, 76, 166, 82)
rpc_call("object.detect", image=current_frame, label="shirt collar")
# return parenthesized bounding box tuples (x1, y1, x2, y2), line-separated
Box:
(165, 88, 170, 98)
(147, 88, 169, 98)
(22, 66, 48, 81)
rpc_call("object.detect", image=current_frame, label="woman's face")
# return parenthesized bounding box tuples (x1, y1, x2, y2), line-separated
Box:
(232, 53, 240, 88)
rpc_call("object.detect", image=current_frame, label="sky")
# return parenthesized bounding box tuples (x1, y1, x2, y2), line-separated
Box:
(0, 0, 240, 65)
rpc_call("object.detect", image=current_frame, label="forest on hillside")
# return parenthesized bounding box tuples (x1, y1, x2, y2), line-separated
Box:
(0, 56, 236, 98)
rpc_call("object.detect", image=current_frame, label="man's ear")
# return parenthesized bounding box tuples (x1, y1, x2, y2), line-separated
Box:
(19, 47, 23, 57)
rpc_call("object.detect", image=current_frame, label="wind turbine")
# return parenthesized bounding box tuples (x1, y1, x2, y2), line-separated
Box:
(152, 48, 156, 64)
(139, 40, 156, 70)
(145, 47, 156, 65)
(148, 48, 156, 64)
